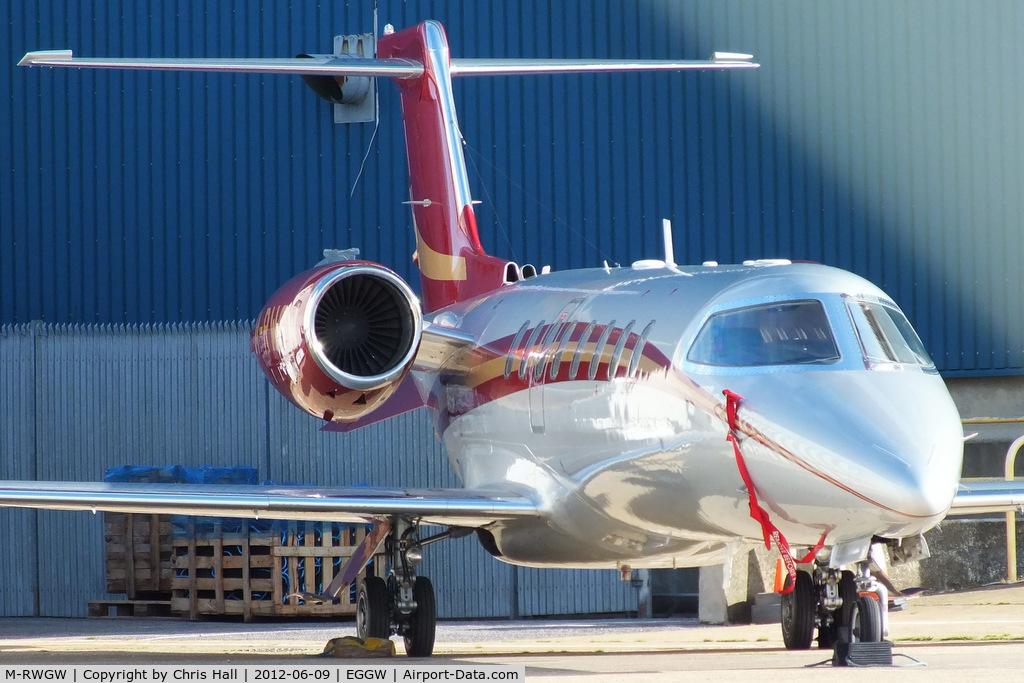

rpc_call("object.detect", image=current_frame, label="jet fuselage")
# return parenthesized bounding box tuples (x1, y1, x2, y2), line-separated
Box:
(422, 260, 963, 568)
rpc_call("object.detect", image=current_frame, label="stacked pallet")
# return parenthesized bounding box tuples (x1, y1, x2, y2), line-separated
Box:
(170, 519, 381, 621)
(104, 512, 174, 595)
(92, 512, 174, 617)
(91, 465, 260, 618)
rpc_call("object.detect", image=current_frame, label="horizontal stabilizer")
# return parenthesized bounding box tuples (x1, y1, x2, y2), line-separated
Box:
(20, 52, 756, 79)
(449, 56, 758, 76)
(0, 481, 538, 527)
(18, 50, 425, 79)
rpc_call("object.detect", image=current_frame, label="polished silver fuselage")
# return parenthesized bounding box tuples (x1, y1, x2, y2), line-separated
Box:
(422, 261, 964, 569)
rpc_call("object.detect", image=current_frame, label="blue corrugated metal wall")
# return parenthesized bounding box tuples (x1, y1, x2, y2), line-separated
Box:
(4, 1, 1024, 374)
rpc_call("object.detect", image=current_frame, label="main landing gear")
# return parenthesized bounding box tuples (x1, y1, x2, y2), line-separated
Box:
(781, 562, 883, 652)
(355, 519, 467, 657)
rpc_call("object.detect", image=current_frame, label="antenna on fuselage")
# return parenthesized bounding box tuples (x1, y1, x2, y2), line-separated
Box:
(662, 218, 676, 268)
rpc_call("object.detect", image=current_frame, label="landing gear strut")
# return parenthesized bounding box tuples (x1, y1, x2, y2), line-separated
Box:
(816, 569, 857, 649)
(781, 562, 883, 652)
(354, 519, 466, 658)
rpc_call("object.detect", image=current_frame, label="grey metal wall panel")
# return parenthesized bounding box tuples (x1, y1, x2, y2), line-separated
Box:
(265, 398, 450, 488)
(0, 325, 39, 615)
(518, 568, 635, 618)
(421, 535, 516, 620)
(33, 509, 105, 618)
(32, 323, 265, 477)
(5, 1, 1024, 375)
(0, 509, 35, 615)
(30, 323, 267, 616)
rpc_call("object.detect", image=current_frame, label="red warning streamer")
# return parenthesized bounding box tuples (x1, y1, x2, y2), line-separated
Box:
(723, 389, 825, 595)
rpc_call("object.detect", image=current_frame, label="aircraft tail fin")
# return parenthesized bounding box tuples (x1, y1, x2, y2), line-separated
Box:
(378, 22, 514, 313)
(376, 22, 756, 312)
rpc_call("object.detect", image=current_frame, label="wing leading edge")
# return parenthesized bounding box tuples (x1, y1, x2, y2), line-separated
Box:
(0, 481, 538, 528)
(948, 479, 1024, 516)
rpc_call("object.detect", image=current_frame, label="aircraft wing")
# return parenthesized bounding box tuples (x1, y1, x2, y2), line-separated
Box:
(0, 481, 538, 528)
(947, 479, 1024, 516)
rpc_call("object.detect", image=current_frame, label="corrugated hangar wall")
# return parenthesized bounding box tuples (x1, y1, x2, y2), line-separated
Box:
(3, 1, 1024, 374)
(0, 323, 637, 618)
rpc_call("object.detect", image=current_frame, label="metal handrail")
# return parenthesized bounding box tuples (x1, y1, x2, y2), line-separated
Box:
(1004, 436, 1024, 582)
(959, 417, 1024, 582)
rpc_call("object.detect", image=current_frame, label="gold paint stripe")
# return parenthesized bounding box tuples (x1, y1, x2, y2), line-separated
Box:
(466, 355, 508, 390)
(414, 224, 467, 282)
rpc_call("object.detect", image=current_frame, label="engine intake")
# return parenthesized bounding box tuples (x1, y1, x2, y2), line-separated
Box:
(253, 262, 423, 423)
(306, 265, 421, 391)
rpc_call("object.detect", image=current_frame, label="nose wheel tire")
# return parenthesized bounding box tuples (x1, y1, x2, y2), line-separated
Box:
(849, 594, 882, 643)
(356, 576, 390, 640)
(402, 576, 437, 657)
(781, 570, 815, 650)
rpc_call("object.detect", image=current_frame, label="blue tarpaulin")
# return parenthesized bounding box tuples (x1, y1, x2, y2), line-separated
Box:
(104, 465, 258, 485)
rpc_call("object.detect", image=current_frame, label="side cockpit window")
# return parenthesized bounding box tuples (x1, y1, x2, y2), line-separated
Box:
(688, 300, 840, 367)
(847, 299, 934, 369)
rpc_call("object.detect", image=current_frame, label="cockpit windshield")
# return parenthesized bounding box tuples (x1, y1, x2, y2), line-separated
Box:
(687, 300, 840, 367)
(846, 299, 934, 369)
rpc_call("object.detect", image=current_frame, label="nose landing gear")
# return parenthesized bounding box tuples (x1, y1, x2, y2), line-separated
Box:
(781, 562, 886, 656)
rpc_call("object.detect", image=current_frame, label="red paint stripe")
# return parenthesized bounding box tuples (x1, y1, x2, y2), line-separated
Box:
(436, 324, 934, 522)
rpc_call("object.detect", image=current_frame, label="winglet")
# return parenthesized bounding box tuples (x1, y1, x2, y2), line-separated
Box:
(19, 50, 73, 67)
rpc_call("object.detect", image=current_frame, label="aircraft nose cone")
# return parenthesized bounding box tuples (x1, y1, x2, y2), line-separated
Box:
(734, 370, 963, 530)
(829, 373, 963, 521)
(873, 437, 962, 519)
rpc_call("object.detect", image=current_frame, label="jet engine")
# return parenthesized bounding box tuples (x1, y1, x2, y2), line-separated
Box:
(252, 261, 423, 423)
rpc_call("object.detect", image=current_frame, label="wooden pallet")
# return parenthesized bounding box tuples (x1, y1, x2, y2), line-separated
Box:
(170, 520, 381, 621)
(88, 599, 173, 618)
(104, 513, 174, 598)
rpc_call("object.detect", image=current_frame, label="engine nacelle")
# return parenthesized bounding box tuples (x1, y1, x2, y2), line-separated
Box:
(252, 261, 423, 423)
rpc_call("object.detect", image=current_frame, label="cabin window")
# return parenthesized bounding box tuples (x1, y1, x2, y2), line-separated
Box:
(588, 320, 616, 380)
(533, 322, 563, 381)
(518, 321, 547, 380)
(627, 321, 655, 378)
(570, 322, 597, 380)
(549, 321, 577, 380)
(688, 300, 840, 367)
(847, 299, 934, 368)
(607, 320, 636, 380)
(504, 321, 531, 379)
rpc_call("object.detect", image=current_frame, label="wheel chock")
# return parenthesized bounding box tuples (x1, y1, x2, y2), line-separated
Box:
(322, 636, 396, 658)
(832, 639, 894, 667)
